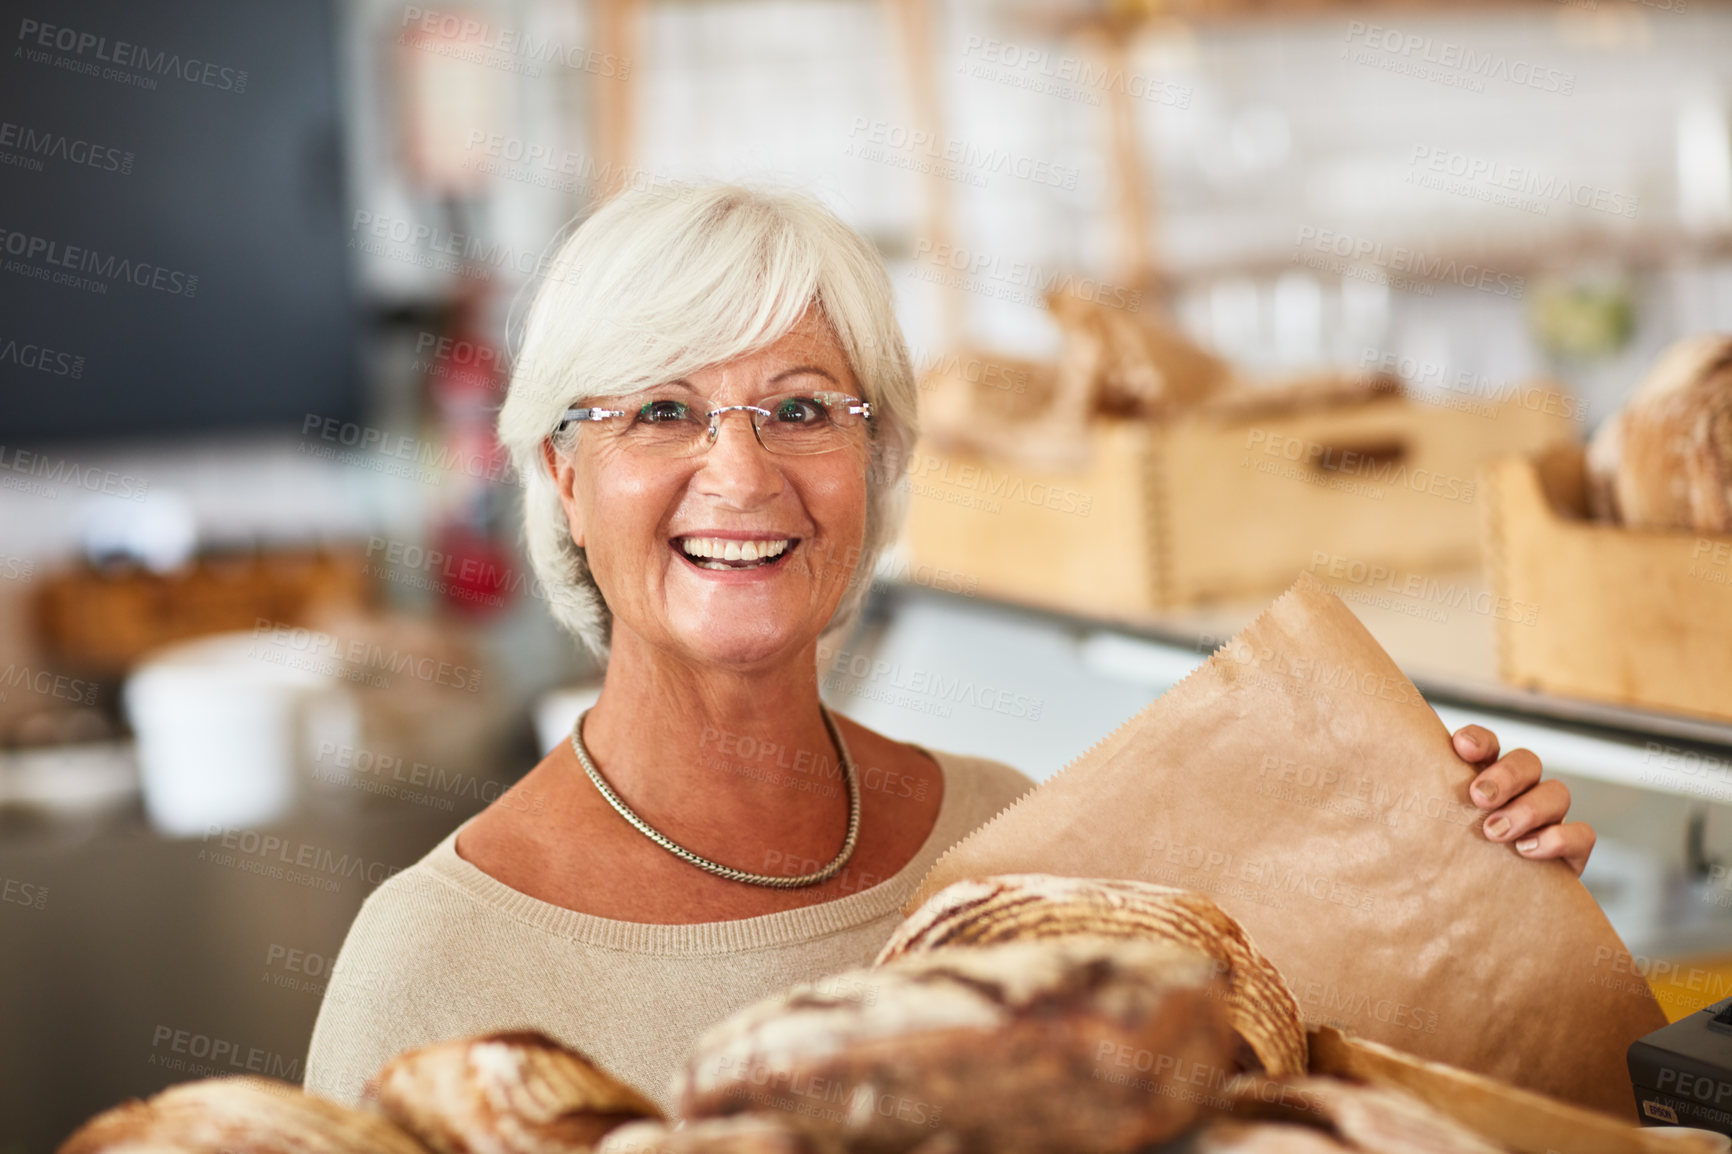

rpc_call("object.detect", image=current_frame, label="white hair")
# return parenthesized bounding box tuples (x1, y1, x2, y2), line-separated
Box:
(496, 183, 917, 661)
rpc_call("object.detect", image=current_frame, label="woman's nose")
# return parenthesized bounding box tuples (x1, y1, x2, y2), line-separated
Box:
(694, 411, 784, 505)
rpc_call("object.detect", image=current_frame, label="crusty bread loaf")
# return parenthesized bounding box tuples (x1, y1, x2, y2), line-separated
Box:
(677, 938, 1235, 1154)
(367, 1030, 662, 1154)
(1221, 1076, 1503, 1154)
(1585, 409, 1624, 523)
(877, 875, 1306, 1079)
(1588, 333, 1732, 533)
(596, 1117, 830, 1154)
(56, 1077, 430, 1154)
(1193, 1122, 1354, 1152)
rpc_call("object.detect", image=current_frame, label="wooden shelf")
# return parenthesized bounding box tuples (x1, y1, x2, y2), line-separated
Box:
(1025, 0, 1730, 30)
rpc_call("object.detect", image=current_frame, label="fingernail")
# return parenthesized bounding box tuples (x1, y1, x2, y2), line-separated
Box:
(1485, 816, 1510, 838)
(1473, 781, 1499, 805)
(1516, 838, 1539, 853)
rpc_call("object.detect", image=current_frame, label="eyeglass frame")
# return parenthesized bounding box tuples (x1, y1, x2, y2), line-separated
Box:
(556, 391, 873, 456)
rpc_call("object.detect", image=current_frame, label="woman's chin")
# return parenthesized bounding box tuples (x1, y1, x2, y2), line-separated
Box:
(663, 608, 818, 669)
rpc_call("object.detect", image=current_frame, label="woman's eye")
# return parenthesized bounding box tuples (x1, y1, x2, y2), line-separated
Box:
(772, 397, 827, 424)
(637, 400, 691, 424)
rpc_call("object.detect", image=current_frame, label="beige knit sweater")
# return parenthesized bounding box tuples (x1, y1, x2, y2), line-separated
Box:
(302, 749, 1034, 1107)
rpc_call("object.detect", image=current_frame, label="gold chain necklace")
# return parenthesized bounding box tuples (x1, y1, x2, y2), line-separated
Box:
(569, 704, 861, 888)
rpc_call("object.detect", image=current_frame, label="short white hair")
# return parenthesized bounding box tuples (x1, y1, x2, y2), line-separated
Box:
(497, 183, 917, 661)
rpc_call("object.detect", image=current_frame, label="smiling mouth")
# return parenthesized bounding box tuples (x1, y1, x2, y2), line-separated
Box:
(674, 536, 797, 571)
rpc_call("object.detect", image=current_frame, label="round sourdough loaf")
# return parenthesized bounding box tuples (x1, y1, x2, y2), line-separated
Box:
(1590, 333, 1732, 533)
(676, 937, 1235, 1154)
(877, 875, 1306, 1078)
(597, 1116, 833, 1154)
(366, 1030, 662, 1154)
(56, 1077, 430, 1154)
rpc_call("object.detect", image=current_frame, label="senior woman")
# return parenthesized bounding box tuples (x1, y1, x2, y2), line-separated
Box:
(303, 184, 1595, 1106)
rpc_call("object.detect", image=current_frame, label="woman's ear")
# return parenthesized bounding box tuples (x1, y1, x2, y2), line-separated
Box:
(542, 439, 587, 549)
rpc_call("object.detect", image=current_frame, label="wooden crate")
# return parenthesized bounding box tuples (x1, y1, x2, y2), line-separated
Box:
(902, 393, 1576, 612)
(1483, 443, 1732, 722)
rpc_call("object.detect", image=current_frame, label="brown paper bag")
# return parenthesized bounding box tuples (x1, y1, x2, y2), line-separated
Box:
(907, 573, 1665, 1119)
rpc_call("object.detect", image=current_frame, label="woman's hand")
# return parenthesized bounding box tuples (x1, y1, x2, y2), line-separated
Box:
(1453, 724, 1595, 877)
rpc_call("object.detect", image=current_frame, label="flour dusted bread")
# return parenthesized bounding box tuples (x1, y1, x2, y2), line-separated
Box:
(597, 1117, 830, 1154)
(57, 1077, 429, 1154)
(1588, 333, 1732, 533)
(877, 874, 1306, 1078)
(367, 1030, 661, 1154)
(677, 938, 1235, 1154)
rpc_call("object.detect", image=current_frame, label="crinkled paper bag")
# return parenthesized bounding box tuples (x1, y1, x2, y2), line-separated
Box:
(907, 573, 1664, 1119)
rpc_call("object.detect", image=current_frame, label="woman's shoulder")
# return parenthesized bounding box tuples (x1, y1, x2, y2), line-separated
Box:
(327, 832, 516, 978)
(305, 844, 522, 1103)
(324, 855, 470, 982)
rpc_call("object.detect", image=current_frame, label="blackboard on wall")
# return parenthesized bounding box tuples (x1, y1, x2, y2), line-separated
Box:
(0, 0, 360, 443)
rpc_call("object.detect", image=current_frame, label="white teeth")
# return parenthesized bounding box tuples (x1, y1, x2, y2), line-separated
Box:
(677, 537, 792, 566)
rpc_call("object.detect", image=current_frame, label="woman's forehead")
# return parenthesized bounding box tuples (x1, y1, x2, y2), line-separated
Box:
(661, 321, 856, 393)
(627, 363, 844, 394)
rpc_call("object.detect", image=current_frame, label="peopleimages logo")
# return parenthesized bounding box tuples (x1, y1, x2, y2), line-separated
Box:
(1405, 146, 1639, 220)
(16, 18, 249, 93)
(399, 6, 630, 79)
(959, 35, 1193, 109)
(909, 240, 1141, 312)
(0, 121, 134, 175)
(0, 335, 84, 378)
(0, 446, 150, 501)
(0, 227, 198, 297)
(1293, 225, 1524, 300)
(1341, 21, 1575, 95)
(845, 118, 1080, 191)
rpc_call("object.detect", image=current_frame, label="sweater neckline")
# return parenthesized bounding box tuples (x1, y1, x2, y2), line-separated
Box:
(418, 747, 967, 956)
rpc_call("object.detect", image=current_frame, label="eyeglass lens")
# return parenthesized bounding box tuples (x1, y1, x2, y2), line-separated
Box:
(609, 392, 863, 457)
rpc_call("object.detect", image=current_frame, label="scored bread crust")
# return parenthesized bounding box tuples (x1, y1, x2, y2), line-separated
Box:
(677, 938, 1236, 1154)
(367, 1030, 662, 1154)
(56, 1077, 431, 1154)
(876, 874, 1306, 1078)
(597, 1117, 830, 1154)
(879, 873, 1302, 1081)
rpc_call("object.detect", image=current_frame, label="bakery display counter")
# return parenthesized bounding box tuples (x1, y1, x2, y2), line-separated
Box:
(873, 570, 1732, 793)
